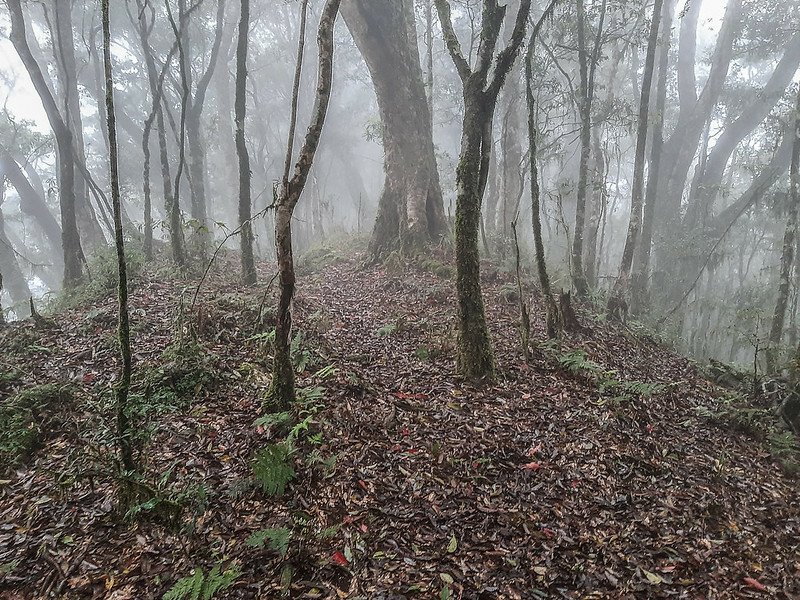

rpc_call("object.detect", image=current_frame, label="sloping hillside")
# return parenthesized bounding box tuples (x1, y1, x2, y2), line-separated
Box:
(0, 250, 798, 599)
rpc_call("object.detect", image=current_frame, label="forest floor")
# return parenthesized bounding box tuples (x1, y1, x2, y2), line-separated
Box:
(0, 242, 799, 600)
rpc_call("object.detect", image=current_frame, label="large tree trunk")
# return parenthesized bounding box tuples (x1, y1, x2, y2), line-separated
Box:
(0, 186, 31, 314)
(767, 88, 800, 373)
(8, 0, 84, 289)
(236, 0, 256, 285)
(341, 0, 447, 261)
(607, 0, 663, 321)
(0, 144, 63, 276)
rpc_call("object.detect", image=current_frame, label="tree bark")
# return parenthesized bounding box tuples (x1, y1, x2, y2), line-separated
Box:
(607, 0, 663, 321)
(102, 0, 135, 474)
(435, 0, 532, 380)
(270, 0, 342, 409)
(236, 0, 256, 285)
(631, 0, 676, 316)
(767, 88, 800, 373)
(8, 0, 84, 289)
(50, 0, 105, 250)
(342, 0, 447, 261)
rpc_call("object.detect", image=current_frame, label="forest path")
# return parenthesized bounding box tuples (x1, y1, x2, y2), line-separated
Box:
(0, 253, 798, 599)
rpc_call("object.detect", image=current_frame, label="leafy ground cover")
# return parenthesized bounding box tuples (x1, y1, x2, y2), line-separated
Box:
(0, 250, 798, 599)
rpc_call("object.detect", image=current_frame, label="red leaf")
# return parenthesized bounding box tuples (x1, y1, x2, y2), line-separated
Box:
(359, 524, 368, 533)
(358, 480, 369, 491)
(82, 373, 96, 384)
(332, 551, 349, 566)
(401, 427, 410, 437)
(646, 424, 654, 434)
(523, 462, 542, 471)
(743, 577, 766, 592)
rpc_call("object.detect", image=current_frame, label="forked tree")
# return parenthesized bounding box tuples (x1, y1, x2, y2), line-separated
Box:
(269, 0, 342, 408)
(433, 0, 532, 379)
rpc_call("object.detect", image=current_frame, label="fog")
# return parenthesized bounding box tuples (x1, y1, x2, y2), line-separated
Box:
(1, 0, 800, 373)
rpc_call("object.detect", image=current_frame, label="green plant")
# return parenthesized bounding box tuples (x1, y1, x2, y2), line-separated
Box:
(0, 384, 75, 470)
(252, 442, 296, 496)
(246, 527, 293, 557)
(558, 350, 603, 375)
(162, 562, 241, 600)
(376, 322, 398, 338)
(52, 245, 145, 309)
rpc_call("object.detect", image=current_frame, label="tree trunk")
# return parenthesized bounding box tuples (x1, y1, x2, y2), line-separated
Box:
(8, 0, 84, 289)
(570, 0, 591, 297)
(631, 0, 675, 316)
(0, 186, 32, 313)
(134, 0, 177, 261)
(185, 0, 227, 259)
(50, 0, 105, 251)
(236, 0, 256, 285)
(607, 0, 663, 321)
(270, 0, 341, 409)
(101, 0, 135, 474)
(767, 88, 800, 373)
(435, 0, 532, 379)
(342, 0, 447, 261)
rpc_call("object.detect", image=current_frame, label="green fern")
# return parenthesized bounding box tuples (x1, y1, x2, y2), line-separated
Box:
(162, 563, 240, 600)
(246, 527, 293, 557)
(558, 350, 602, 375)
(252, 443, 295, 496)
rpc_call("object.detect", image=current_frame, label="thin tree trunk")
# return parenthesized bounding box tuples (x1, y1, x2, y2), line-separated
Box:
(236, 0, 256, 285)
(631, 0, 675, 316)
(270, 0, 342, 409)
(607, 0, 663, 321)
(101, 0, 134, 474)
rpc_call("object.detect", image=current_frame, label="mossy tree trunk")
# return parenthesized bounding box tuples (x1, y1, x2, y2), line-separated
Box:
(101, 0, 135, 473)
(342, 0, 447, 261)
(269, 0, 341, 409)
(8, 0, 84, 290)
(236, 0, 256, 285)
(435, 0, 532, 380)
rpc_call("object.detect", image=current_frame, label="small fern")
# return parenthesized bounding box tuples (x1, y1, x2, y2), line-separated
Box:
(246, 527, 293, 557)
(558, 350, 602, 375)
(252, 442, 295, 496)
(162, 563, 240, 600)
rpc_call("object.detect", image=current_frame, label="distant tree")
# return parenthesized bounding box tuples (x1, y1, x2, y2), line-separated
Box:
(342, 0, 447, 261)
(434, 0, 532, 379)
(7, 0, 84, 289)
(269, 0, 341, 408)
(607, 0, 663, 321)
(131, 0, 178, 261)
(767, 87, 800, 373)
(48, 0, 105, 250)
(236, 0, 256, 285)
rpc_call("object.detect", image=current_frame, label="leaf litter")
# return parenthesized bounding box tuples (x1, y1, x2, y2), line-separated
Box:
(0, 252, 797, 599)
